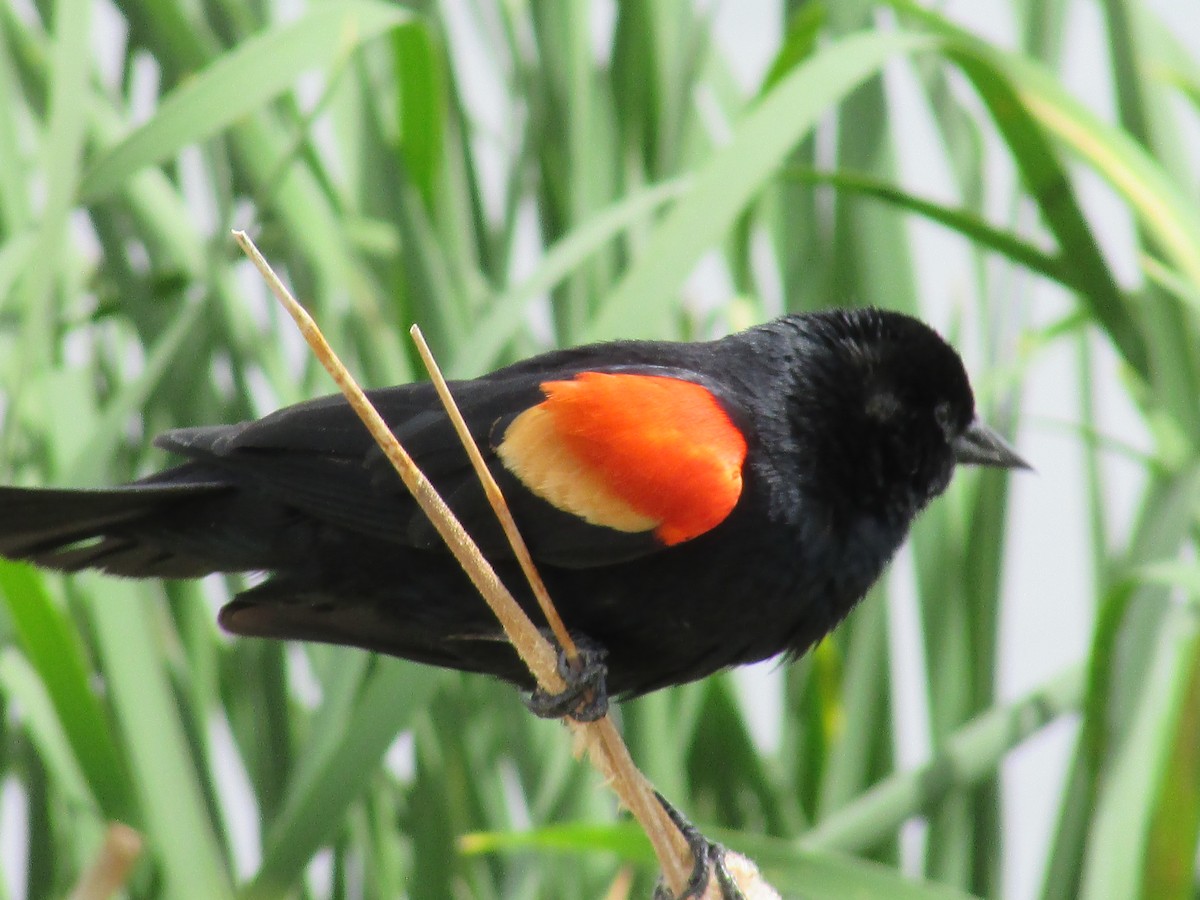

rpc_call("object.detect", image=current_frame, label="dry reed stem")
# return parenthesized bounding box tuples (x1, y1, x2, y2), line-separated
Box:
(68, 823, 143, 900)
(408, 324, 578, 662)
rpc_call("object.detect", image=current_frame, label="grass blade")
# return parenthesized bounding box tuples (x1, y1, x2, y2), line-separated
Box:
(80, 1, 413, 201)
(784, 167, 1070, 289)
(246, 662, 440, 897)
(585, 30, 934, 342)
(84, 578, 232, 899)
(0, 564, 132, 822)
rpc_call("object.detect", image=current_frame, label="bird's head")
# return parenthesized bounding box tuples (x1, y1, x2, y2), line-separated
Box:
(789, 308, 1027, 522)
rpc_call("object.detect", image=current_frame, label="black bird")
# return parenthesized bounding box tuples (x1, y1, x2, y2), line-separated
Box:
(0, 308, 1024, 701)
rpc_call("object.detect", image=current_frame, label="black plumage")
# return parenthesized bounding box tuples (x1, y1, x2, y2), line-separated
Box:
(0, 308, 1024, 698)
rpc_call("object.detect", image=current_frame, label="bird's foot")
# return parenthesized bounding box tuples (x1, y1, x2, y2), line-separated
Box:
(524, 637, 609, 723)
(652, 792, 746, 900)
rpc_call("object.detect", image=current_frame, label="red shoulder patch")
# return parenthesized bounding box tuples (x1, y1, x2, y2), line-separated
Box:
(497, 373, 747, 545)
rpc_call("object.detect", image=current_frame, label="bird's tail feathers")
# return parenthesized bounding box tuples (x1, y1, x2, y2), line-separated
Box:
(0, 475, 231, 578)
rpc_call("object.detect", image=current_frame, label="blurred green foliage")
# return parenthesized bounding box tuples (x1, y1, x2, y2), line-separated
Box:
(0, 1, 1198, 897)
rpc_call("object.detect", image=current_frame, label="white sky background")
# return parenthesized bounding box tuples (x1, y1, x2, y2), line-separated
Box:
(3, 2, 1194, 899)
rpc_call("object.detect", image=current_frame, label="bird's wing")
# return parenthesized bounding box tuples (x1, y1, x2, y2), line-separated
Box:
(155, 363, 750, 567)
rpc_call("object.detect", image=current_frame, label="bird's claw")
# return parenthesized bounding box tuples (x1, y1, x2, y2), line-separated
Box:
(652, 792, 745, 900)
(524, 639, 609, 723)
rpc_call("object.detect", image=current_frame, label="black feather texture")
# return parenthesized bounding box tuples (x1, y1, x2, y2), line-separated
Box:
(0, 308, 1024, 697)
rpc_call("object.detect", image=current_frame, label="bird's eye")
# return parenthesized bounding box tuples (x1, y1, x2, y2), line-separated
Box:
(934, 402, 956, 439)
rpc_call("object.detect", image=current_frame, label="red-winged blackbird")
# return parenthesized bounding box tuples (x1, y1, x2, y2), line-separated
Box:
(0, 308, 1024, 700)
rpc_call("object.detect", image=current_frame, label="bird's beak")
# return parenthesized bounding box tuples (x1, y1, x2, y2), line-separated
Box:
(954, 418, 1030, 470)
